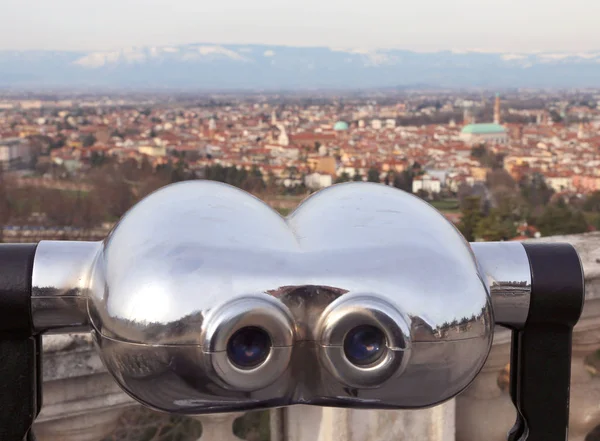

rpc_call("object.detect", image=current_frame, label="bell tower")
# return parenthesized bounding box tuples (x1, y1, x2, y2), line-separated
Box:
(494, 93, 501, 124)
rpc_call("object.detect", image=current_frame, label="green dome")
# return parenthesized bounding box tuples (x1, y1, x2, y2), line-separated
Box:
(461, 123, 506, 134)
(334, 121, 349, 131)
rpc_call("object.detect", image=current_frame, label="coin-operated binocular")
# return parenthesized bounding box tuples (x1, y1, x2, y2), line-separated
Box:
(0, 182, 584, 441)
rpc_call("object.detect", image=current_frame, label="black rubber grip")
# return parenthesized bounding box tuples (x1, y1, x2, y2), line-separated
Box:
(0, 244, 37, 333)
(524, 243, 584, 326)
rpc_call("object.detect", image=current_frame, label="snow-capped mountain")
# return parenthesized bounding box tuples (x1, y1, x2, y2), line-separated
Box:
(2, 43, 600, 90)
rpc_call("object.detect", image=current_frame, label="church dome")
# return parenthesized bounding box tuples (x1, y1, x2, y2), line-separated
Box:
(334, 121, 349, 131)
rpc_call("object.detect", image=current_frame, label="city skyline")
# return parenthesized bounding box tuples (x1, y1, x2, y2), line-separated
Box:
(0, 88, 599, 244)
(2, 0, 600, 53)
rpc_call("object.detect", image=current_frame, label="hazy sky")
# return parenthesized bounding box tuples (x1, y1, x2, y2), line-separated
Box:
(1, 0, 599, 53)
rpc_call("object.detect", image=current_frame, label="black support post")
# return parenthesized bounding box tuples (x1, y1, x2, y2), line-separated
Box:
(508, 243, 585, 441)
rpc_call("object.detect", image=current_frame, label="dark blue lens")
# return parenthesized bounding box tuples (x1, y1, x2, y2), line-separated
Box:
(343, 325, 385, 366)
(227, 327, 271, 368)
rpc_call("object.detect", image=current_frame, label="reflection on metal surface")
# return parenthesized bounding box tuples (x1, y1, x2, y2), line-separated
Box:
(201, 294, 295, 391)
(83, 181, 493, 413)
(317, 293, 411, 388)
(31, 240, 101, 333)
(470, 242, 532, 329)
(30, 181, 535, 414)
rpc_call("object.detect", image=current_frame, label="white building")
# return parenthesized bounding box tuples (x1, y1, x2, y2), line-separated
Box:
(270, 146, 299, 160)
(304, 173, 333, 190)
(138, 145, 166, 157)
(205, 144, 223, 157)
(545, 175, 574, 192)
(0, 138, 32, 170)
(427, 169, 449, 186)
(275, 123, 289, 146)
(412, 174, 442, 194)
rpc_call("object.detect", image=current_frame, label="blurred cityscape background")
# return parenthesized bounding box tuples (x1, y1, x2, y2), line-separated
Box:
(0, 89, 599, 245)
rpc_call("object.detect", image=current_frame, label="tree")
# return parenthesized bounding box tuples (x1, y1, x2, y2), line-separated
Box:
(203, 164, 267, 193)
(286, 166, 299, 181)
(264, 171, 278, 196)
(110, 130, 124, 139)
(458, 196, 483, 241)
(352, 172, 363, 182)
(171, 159, 189, 183)
(474, 210, 517, 241)
(72, 190, 104, 230)
(367, 168, 380, 183)
(88, 165, 136, 221)
(493, 190, 528, 224)
(90, 151, 107, 168)
(243, 166, 266, 193)
(471, 144, 503, 169)
(549, 109, 563, 123)
(40, 189, 76, 226)
(583, 191, 600, 212)
(415, 189, 429, 200)
(81, 134, 97, 148)
(50, 135, 66, 150)
(534, 200, 589, 236)
(471, 144, 486, 159)
(35, 159, 51, 176)
(520, 173, 554, 208)
(458, 183, 489, 213)
(487, 169, 516, 193)
(393, 170, 413, 192)
(335, 172, 351, 183)
(384, 172, 394, 186)
(28, 134, 54, 154)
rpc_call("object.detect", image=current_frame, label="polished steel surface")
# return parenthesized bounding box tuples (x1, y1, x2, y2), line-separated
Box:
(470, 242, 532, 329)
(31, 240, 101, 333)
(83, 181, 495, 413)
(201, 293, 295, 391)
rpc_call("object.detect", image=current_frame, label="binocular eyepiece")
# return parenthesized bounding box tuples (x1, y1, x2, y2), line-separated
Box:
(26, 180, 583, 437)
(227, 326, 271, 368)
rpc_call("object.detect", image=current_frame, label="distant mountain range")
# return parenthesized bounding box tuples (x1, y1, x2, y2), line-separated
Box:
(2, 43, 600, 90)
